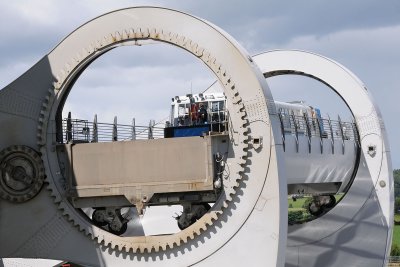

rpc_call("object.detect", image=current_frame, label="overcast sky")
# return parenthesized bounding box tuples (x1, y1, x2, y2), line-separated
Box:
(0, 0, 399, 169)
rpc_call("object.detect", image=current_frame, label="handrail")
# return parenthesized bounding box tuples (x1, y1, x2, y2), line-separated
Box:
(327, 115, 334, 154)
(66, 112, 72, 143)
(303, 113, 312, 153)
(61, 117, 164, 143)
(132, 118, 136, 140)
(316, 117, 323, 154)
(92, 114, 98, 143)
(112, 116, 118, 142)
(278, 113, 286, 152)
(338, 115, 345, 155)
(148, 120, 155, 139)
(291, 111, 299, 153)
(388, 256, 400, 263)
(352, 119, 360, 146)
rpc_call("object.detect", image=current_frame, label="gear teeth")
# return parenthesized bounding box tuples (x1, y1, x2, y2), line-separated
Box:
(197, 222, 207, 233)
(36, 28, 252, 255)
(122, 29, 130, 40)
(183, 38, 193, 51)
(158, 243, 166, 251)
(177, 35, 186, 47)
(209, 212, 219, 221)
(45, 182, 62, 202)
(134, 28, 144, 39)
(115, 31, 123, 42)
(189, 230, 197, 239)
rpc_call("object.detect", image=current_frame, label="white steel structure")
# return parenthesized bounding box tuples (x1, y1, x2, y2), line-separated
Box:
(0, 7, 286, 267)
(0, 7, 393, 267)
(254, 50, 393, 267)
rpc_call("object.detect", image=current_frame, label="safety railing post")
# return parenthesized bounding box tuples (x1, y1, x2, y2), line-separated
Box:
(291, 111, 299, 153)
(112, 116, 118, 142)
(83, 120, 90, 142)
(148, 120, 155, 139)
(338, 115, 345, 155)
(351, 119, 360, 149)
(316, 117, 323, 154)
(132, 118, 136, 140)
(66, 111, 72, 143)
(303, 113, 311, 153)
(327, 115, 334, 154)
(92, 114, 98, 143)
(278, 113, 286, 152)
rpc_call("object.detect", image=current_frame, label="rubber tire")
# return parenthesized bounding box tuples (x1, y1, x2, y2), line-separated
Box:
(92, 208, 108, 227)
(325, 195, 337, 209)
(108, 221, 128, 236)
(308, 201, 324, 217)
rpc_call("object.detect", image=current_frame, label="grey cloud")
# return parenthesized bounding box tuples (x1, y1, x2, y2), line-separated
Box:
(174, 0, 400, 49)
(0, 0, 399, 168)
(270, 25, 400, 168)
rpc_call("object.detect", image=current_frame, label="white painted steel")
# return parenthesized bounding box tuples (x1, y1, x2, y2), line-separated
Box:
(0, 7, 286, 267)
(284, 136, 357, 192)
(203, 83, 358, 193)
(254, 50, 393, 266)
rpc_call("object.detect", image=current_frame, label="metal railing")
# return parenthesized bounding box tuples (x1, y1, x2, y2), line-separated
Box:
(389, 256, 400, 263)
(277, 112, 359, 154)
(61, 110, 359, 152)
(62, 117, 164, 143)
(208, 109, 228, 133)
(173, 103, 228, 134)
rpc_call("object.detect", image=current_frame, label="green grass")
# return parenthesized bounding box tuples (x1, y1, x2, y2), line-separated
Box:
(288, 194, 344, 211)
(393, 225, 400, 246)
(288, 197, 308, 210)
(291, 198, 400, 254)
(393, 214, 400, 249)
(287, 194, 345, 224)
(334, 194, 344, 202)
(392, 214, 400, 249)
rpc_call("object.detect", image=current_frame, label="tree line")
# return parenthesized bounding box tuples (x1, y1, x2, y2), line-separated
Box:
(391, 169, 400, 256)
(394, 169, 400, 212)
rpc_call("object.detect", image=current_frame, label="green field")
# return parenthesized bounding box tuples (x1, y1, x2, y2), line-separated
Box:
(288, 197, 308, 210)
(394, 214, 400, 248)
(393, 225, 400, 246)
(287, 195, 344, 224)
(289, 196, 400, 255)
(288, 194, 344, 211)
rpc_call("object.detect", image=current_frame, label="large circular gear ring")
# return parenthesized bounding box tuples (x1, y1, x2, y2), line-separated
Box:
(0, 145, 45, 203)
(36, 7, 278, 264)
(41, 29, 249, 253)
